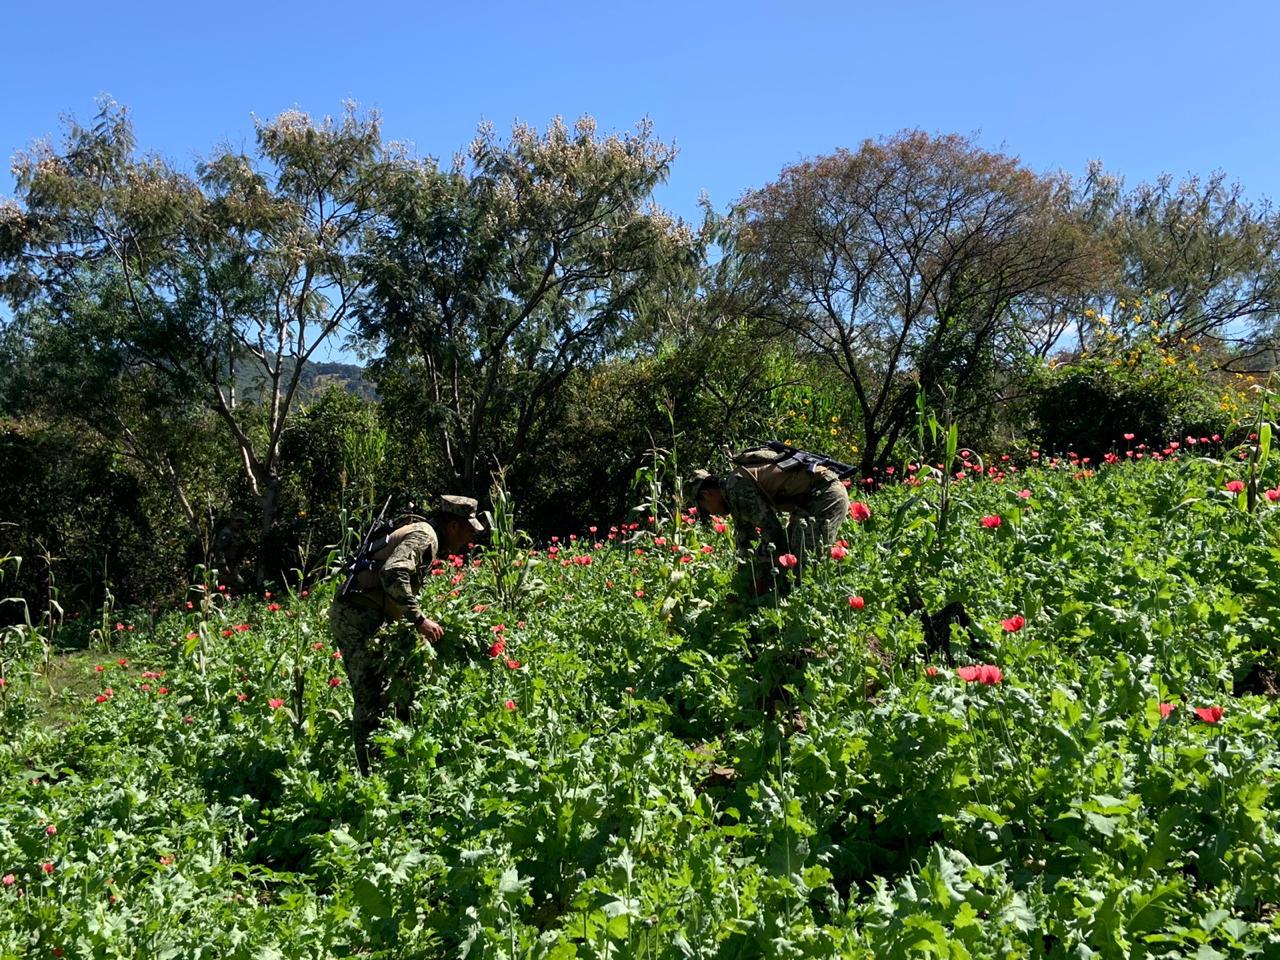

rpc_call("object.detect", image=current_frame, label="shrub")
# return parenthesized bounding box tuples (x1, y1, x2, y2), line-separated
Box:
(1029, 354, 1226, 455)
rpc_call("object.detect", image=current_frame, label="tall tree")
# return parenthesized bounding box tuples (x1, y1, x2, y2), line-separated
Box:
(358, 116, 700, 491)
(735, 130, 1096, 473)
(1076, 167, 1280, 368)
(0, 101, 396, 573)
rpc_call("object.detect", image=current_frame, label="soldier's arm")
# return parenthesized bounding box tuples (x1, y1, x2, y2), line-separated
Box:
(380, 530, 435, 624)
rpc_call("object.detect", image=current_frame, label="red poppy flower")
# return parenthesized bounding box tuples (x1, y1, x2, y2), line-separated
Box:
(1159, 702, 1176, 719)
(925, 666, 938, 677)
(1268, 489, 1280, 502)
(1, 874, 13, 886)
(777, 553, 798, 569)
(505, 659, 521, 670)
(268, 698, 285, 709)
(849, 501, 872, 523)
(1017, 489, 1031, 500)
(1000, 615, 1025, 633)
(1225, 480, 1245, 493)
(489, 639, 506, 658)
(328, 677, 342, 688)
(848, 596, 865, 610)
(45, 825, 56, 837)
(713, 520, 727, 534)
(267, 603, 281, 612)
(830, 544, 848, 560)
(957, 664, 1003, 685)
(504, 699, 517, 711)
(1123, 433, 1135, 441)
(41, 862, 54, 875)
(1194, 706, 1223, 724)
(980, 515, 1002, 529)
(235, 693, 249, 702)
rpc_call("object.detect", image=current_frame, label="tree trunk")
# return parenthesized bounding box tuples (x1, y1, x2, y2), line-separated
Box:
(256, 473, 280, 588)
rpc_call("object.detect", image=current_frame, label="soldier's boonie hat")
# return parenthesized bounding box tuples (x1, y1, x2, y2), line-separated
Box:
(439, 495, 486, 532)
(689, 469, 716, 498)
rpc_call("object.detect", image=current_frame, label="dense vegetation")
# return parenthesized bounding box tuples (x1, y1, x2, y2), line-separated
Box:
(3, 447, 1280, 957)
(3, 103, 1279, 612)
(3, 100, 1280, 954)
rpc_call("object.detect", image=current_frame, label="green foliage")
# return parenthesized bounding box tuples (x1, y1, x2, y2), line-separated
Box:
(359, 116, 701, 494)
(4, 458, 1280, 955)
(1029, 354, 1226, 456)
(0, 418, 198, 615)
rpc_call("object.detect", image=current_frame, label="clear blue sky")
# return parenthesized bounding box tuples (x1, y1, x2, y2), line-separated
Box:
(3, 0, 1279, 223)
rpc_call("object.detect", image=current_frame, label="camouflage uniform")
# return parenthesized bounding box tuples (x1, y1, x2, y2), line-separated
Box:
(328, 496, 484, 773)
(717, 448, 850, 591)
(211, 517, 247, 590)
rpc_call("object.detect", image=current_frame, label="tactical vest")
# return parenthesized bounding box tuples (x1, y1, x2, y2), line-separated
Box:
(731, 446, 841, 509)
(351, 521, 432, 591)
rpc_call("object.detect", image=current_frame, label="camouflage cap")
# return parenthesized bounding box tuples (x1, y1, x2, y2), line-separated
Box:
(439, 494, 485, 532)
(688, 469, 717, 499)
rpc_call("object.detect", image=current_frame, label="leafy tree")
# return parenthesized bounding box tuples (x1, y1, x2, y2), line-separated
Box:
(357, 116, 701, 492)
(0, 101, 398, 576)
(1072, 166, 1280, 368)
(734, 130, 1097, 474)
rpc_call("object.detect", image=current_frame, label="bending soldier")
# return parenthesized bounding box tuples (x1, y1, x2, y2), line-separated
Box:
(211, 514, 248, 591)
(691, 445, 850, 595)
(329, 495, 484, 774)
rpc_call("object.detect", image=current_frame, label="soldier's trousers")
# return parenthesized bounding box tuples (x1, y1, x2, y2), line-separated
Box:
(328, 600, 418, 774)
(723, 472, 850, 590)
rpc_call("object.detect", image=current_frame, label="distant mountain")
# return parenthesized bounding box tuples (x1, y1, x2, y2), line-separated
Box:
(232, 357, 376, 402)
(297, 360, 377, 400)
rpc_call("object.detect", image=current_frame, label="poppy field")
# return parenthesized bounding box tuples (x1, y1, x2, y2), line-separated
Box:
(3, 448, 1280, 958)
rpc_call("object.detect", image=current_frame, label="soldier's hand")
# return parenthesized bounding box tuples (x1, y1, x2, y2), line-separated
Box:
(416, 617, 444, 644)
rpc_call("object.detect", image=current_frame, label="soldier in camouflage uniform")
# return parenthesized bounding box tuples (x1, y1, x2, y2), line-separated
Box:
(210, 514, 248, 591)
(692, 446, 850, 596)
(329, 495, 485, 774)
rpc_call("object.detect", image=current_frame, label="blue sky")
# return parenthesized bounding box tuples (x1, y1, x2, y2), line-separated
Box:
(4, 0, 1278, 225)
